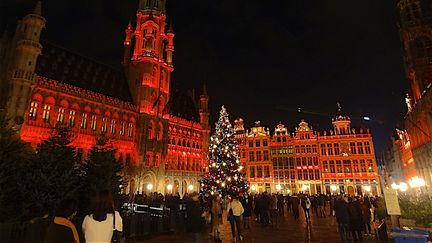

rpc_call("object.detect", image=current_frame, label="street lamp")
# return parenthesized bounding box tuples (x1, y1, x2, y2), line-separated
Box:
(330, 184, 337, 194)
(276, 184, 281, 191)
(399, 182, 408, 192)
(409, 176, 425, 188)
(251, 185, 256, 191)
(147, 183, 153, 191)
(188, 185, 194, 191)
(166, 184, 173, 191)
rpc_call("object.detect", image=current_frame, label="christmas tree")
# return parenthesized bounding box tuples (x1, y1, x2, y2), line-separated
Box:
(80, 136, 124, 213)
(201, 106, 248, 197)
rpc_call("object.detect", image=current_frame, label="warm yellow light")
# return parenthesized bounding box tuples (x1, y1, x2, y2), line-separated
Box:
(399, 182, 408, 192)
(276, 184, 281, 191)
(146, 184, 153, 191)
(330, 185, 337, 191)
(409, 176, 426, 188)
(188, 185, 194, 191)
(251, 185, 256, 191)
(302, 184, 308, 191)
(167, 184, 173, 191)
(363, 185, 371, 192)
(391, 183, 399, 190)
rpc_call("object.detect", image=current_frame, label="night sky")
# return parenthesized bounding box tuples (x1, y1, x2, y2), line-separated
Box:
(1, 0, 409, 155)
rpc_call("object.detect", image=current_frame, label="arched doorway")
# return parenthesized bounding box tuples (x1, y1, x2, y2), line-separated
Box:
(182, 180, 187, 196)
(173, 180, 180, 195)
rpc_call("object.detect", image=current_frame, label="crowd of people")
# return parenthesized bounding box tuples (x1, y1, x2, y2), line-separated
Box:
(182, 191, 384, 243)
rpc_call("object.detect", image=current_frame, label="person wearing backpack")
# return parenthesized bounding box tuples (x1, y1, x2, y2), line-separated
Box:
(227, 195, 244, 242)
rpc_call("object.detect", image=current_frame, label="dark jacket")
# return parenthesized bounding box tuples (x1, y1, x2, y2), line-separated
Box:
(44, 223, 75, 243)
(348, 201, 364, 230)
(241, 197, 253, 217)
(334, 199, 350, 224)
(186, 199, 204, 233)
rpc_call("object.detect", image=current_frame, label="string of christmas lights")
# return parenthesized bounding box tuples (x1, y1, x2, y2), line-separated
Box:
(200, 106, 249, 197)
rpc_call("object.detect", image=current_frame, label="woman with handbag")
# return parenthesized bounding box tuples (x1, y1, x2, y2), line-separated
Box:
(227, 195, 244, 242)
(82, 190, 123, 243)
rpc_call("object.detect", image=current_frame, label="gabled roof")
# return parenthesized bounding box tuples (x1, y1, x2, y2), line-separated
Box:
(35, 40, 133, 103)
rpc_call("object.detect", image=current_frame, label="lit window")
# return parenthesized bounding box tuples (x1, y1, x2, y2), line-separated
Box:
(256, 151, 262, 161)
(357, 142, 364, 154)
(249, 151, 255, 162)
(69, 110, 76, 127)
(91, 115, 97, 131)
(350, 142, 357, 154)
(263, 150, 269, 160)
(334, 143, 340, 155)
(119, 121, 125, 136)
(29, 102, 38, 120)
(127, 123, 133, 137)
(102, 117, 107, 133)
(42, 104, 51, 123)
(110, 119, 116, 134)
(57, 108, 65, 124)
(263, 140, 268, 146)
(81, 113, 88, 129)
(364, 141, 371, 154)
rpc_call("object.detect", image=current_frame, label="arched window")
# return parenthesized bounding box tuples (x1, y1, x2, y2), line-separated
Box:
(29, 102, 38, 120)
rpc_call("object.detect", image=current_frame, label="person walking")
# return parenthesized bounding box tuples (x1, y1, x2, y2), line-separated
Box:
(291, 194, 300, 220)
(301, 195, 311, 223)
(260, 192, 271, 226)
(240, 193, 252, 229)
(361, 197, 372, 237)
(44, 198, 79, 243)
(185, 192, 205, 243)
(277, 194, 284, 216)
(211, 195, 222, 242)
(334, 196, 350, 243)
(82, 190, 123, 243)
(227, 195, 245, 242)
(348, 197, 364, 243)
(318, 194, 326, 218)
(253, 194, 261, 223)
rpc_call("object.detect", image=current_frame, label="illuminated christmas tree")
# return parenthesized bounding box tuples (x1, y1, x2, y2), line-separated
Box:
(200, 106, 249, 197)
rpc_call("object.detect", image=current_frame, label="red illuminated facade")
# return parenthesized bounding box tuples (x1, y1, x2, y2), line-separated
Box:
(0, 1, 210, 196)
(234, 109, 380, 195)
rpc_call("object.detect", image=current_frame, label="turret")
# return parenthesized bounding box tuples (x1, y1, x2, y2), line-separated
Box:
(6, 1, 45, 125)
(332, 103, 351, 135)
(122, 22, 133, 65)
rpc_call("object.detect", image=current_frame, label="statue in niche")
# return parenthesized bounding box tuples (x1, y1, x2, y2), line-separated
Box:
(405, 93, 413, 113)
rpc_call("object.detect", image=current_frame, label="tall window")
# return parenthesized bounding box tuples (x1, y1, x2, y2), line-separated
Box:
(263, 150, 269, 160)
(329, 160, 335, 173)
(323, 161, 329, 173)
(307, 157, 312, 166)
(360, 159, 367, 172)
(119, 121, 125, 136)
(81, 113, 88, 129)
(343, 160, 351, 173)
(91, 115, 97, 131)
(350, 142, 357, 154)
(249, 151, 255, 162)
(336, 160, 342, 173)
(255, 140, 261, 147)
(320, 144, 326, 155)
(110, 120, 116, 134)
(57, 108, 65, 124)
(249, 141, 253, 147)
(367, 159, 374, 172)
(327, 144, 333, 155)
(127, 123, 133, 137)
(263, 139, 268, 146)
(297, 170, 302, 180)
(357, 142, 364, 154)
(257, 166, 262, 177)
(29, 102, 38, 120)
(69, 110, 76, 127)
(154, 0, 158, 8)
(313, 157, 318, 166)
(102, 117, 107, 133)
(364, 141, 371, 154)
(300, 145, 305, 153)
(264, 166, 270, 177)
(42, 104, 51, 123)
(256, 151, 262, 161)
(334, 143, 339, 155)
(353, 160, 359, 172)
(306, 145, 311, 153)
(250, 166, 255, 178)
(312, 145, 317, 153)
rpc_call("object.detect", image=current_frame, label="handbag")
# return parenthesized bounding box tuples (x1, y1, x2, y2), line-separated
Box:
(111, 212, 123, 243)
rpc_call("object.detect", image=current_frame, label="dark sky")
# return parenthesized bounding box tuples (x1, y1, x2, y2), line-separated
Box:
(1, 0, 409, 155)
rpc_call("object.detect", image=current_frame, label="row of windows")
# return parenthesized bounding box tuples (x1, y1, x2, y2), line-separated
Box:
(297, 169, 321, 180)
(274, 170, 296, 180)
(322, 159, 374, 173)
(29, 103, 134, 137)
(272, 157, 295, 169)
(271, 146, 294, 155)
(168, 138, 202, 149)
(248, 150, 270, 162)
(249, 165, 271, 178)
(248, 139, 269, 148)
(296, 157, 319, 167)
(319, 142, 371, 156)
(294, 144, 318, 154)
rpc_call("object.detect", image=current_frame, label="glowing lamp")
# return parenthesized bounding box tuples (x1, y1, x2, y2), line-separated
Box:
(188, 185, 194, 191)
(276, 184, 281, 191)
(391, 183, 399, 190)
(399, 182, 408, 192)
(146, 183, 153, 191)
(251, 185, 256, 191)
(330, 185, 337, 191)
(167, 184, 173, 191)
(363, 185, 371, 192)
(409, 176, 426, 188)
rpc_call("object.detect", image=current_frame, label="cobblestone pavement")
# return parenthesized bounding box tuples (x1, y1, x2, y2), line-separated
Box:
(128, 210, 379, 243)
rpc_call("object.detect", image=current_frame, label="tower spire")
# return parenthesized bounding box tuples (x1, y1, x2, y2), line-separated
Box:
(33, 1, 42, 15)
